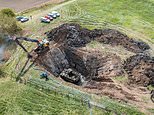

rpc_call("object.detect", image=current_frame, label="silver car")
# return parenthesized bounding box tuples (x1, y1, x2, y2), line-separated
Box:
(51, 11, 60, 17)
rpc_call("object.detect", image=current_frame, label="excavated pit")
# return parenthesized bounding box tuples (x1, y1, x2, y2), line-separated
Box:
(32, 23, 153, 99)
(35, 45, 124, 85)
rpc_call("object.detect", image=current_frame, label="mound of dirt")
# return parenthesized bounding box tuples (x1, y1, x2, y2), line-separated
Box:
(39, 23, 153, 86)
(46, 23, 150, 53)
(46, 23, 92, 47)
(124, 54, 154, 86)
(32, 23, 153, 103)
(95, 29, 150, 53)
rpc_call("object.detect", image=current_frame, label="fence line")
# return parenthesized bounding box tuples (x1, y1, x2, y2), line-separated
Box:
(27, 78, 112, 114)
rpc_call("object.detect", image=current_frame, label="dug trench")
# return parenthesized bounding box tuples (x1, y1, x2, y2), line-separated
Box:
(31, 23, 154, 109)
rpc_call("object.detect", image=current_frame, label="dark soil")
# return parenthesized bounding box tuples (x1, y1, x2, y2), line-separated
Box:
(124, 54, 154, 86)
(44, 23, 153, 86)
(32, 23, 153, 99)
(35, 46, 124, 83)
(46, 23, 150, 53)
(28, 23, 154, 111)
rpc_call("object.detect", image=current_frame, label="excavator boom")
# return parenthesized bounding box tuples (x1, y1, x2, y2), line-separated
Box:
(16, 37, 39, 44)
(12, 37, 39, 57)
(15, 39, 29, 53)
(10, 36, 49, 57)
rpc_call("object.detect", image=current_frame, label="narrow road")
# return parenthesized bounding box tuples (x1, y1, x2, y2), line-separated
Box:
(51, 0, 77, 10)
(0, 0, 65, 12)
(28, 0, 77, 21)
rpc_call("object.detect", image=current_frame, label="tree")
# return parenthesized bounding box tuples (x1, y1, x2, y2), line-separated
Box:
(0, 8, 15, 17)
(0, 9, 22, 44)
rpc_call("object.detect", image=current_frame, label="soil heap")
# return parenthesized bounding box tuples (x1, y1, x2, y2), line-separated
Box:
(33, 23, 153, 88)
(124, 53, 154, 86)
(30, 23, 154, 110)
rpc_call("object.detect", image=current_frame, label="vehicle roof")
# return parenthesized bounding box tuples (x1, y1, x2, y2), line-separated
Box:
(22, 17, 28, 19)
(52, 11, 58, 13)
(41, 17, 50, 20)
(41, 17, 46, 19)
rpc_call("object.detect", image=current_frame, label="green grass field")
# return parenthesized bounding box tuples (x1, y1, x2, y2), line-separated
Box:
(0, 80, 89, 115)
(61, 0, 154, 41)
(1, 0, 154, 114)
(0, 77, 143, 115)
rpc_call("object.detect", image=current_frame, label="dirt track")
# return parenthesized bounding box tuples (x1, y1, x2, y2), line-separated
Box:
(0, 0, 65, 12)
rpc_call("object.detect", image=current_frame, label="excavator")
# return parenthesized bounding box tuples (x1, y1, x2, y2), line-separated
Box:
(10, 36, 50, 58)
(9, 36, 50, 82)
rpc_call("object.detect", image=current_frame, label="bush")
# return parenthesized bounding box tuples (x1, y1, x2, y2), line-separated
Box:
(0, 9, 22, 44)
(0, 8, 15, 17)
(0, 66, 6, 78)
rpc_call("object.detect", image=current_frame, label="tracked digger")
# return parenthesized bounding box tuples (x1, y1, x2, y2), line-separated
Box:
(9, 36, 50, 82)
(10, 36, 49, 58)
(10, 36, 82, 84)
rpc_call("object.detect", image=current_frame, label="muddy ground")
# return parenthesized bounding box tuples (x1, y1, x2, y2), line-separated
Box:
(0, 0, 65, 12)
(42, 23, 153, 86)
(31, 23, 154, 112)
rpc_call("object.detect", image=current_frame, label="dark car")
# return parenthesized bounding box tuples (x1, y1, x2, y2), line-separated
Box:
(16, 16, 29, 23)
(16, 16, 24, 21)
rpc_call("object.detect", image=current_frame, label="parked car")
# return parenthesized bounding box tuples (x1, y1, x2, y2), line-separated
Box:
(16, 16, 24, 21)
(44, 15, 53, 21)
(52, 14, 57, 19)
(48, 13, 57, 19)
(20, 17, 29, 23)
(16, 16, 29, 23)
(40, 17, 50, 23)
(51, 11, 60, 17)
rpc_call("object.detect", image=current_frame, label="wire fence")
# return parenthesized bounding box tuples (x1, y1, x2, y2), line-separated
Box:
(27, 78, 112, 114)
(28, 78, 90, 102)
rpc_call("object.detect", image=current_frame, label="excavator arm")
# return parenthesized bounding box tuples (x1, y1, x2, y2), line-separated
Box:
(15, 39, 29, 53)
(13, 37, 40, 58)
(16, 37, 39, 44)
(10, 36, 49, 57)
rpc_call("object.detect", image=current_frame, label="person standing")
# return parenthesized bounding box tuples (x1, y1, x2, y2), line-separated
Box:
(30, 15, 32, 20)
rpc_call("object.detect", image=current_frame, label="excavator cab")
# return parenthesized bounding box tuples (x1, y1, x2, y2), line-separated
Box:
(34, 39, 50, 54)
